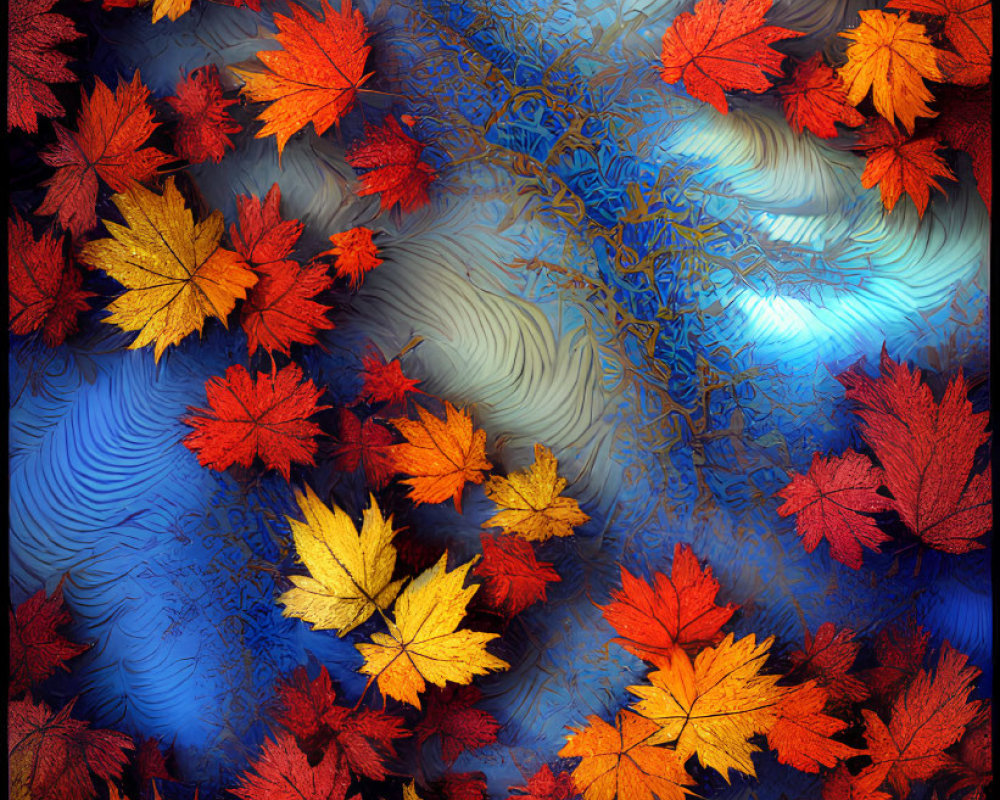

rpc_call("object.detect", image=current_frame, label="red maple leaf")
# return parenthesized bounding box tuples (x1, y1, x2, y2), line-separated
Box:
(788, 622, 869, 705)
(508, 765, 576, 800)
(473, 533, 561, 618)
(779, 54, 865, 138)
(358, 351, 421, 406)
(8, 696, 133, 800)
(887, 0, 991, 86)
(862, 643, 982, 797)
(659, 0, 802, 114)
(332, 407, 396, 489)
(166, 65, 241, 164)
(415, 685, 500, 765)
(766, 682, 857, 773)
(320, 227, 383, 289)
(440, 772, 489, 800)
(347, 116, 436, 213)
(273, 666, 407, 781)
(599, 542, 737, 666)
(948, 706, 992, 800)
(182, 363, 328, 480)
(862, 619, 930, 702)
(837, 346, 992, 553)
(9, 576, 89, 698)
(854, 119, 956, 217)
(36, 72, 173, 237)
(822, 763, 892, 800)
(241, 258, 334, 356)
(230, 183, 304, 269)
(231, 733, 351, 800)
(775, 449, 893, 569)
(8, 0, 82, 133)
(929, 86, 991, 213)
(8, 212, 93, 347)
(134, 736, 171, 785)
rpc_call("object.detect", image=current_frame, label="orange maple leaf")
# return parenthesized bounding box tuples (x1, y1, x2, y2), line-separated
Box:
(659, 0, 802, 114)
(779, 54, 866, 138)
(231, 0, 371, 156)
(855, 119, 955, 217)
(558, 710, 692, 800)
(766, 682, 857, 773)
(389, 402, 492, 512)
(837, 9, 944, 134)
(887, 0, 991, 86)
(319, 226, 382, 289)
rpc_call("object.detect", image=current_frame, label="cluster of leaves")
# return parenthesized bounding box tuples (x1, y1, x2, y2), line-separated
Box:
(9, 579, 178, 800)
(554, 545, 992, 800)
(658, 0, 991, 216)
(9, 0, 437, 354)
(776, 345, 991, 569)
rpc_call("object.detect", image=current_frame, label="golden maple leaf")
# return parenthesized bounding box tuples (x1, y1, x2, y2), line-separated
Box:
(230, 0, 372, 157)
(79, 178, 257, 362)
(389, 402, 492, 512)
(483, 444, 589, 541)
(557, 710, 693, 800)
(356, 553, 508, 708)
(628, 633, 787, 779)
(837, 9, 944, 134)
(152, 0, 191, 23)
(278, 487, 404, 635)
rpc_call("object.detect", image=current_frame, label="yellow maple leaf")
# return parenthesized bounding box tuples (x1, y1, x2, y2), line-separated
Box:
(628, 633, 787, 780)
(152, 0, 191, 23)
(483, 444, 589, 541)
(837, 9, 943, 134)
(278, 487, 404, 635)
(558, 710, 693, 800)
(78, 178, 257, 362)
(356, 553, 508, 708)
(389, 402, 492, 513)
(230, 0, 372, 157)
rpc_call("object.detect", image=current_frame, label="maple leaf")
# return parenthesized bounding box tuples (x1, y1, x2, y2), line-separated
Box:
(358, 352, 421, 406)
(765, 682, 857, 773)
(230, 732, 351, 800)
(779, 55, 866, 138)
(947, 706, 992, 800)
(629, 633, 787, 778)
(134, 736, 171, 785)
(9, 577, 89, 698)
(230, 183, 304, 268)
(166, 65, 241, 164)
(822, 763, 893, 800)
(599, 542, 737, 666)
(320, 227, 383, 289)
(788, 622, 869, 705)
(273, 666, 406, 780)
(182, 363, 328, 480)
(775, 449, 893, 569)
(389, 402, 492, 513)
(837, 346, 992, 553)
(837, 10, 943, 134)
(508, 766, 577, 800)
(278, 487, 404, 634)
(8, 0, 82, 133)
(557, 710, 693, 800)
(151, 0, 191, 23)
(9, 696, 133, 800)
(231, 0, 372, 157)
(862, 643, 981, 797)
(887, 0, 991, 86)
(8, 212, 93, 347)
(483, 444, 589, 541)
(863, 619, 930, 702)
(854, 119, 956, 217)
(333, 408, 396, 488)
(78, 177, 257, 360)
(242, 259, 335, 356)
(929, 86, 991, 212)
(356, 553, 509, 708)
(473, 533, 561, 618)
(440, 772, 489, 800)
(347, 116, 437, 213)
(415, 684, 500, 764)
(659, 0, 802, 114)
(37, 72, 173, 237)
